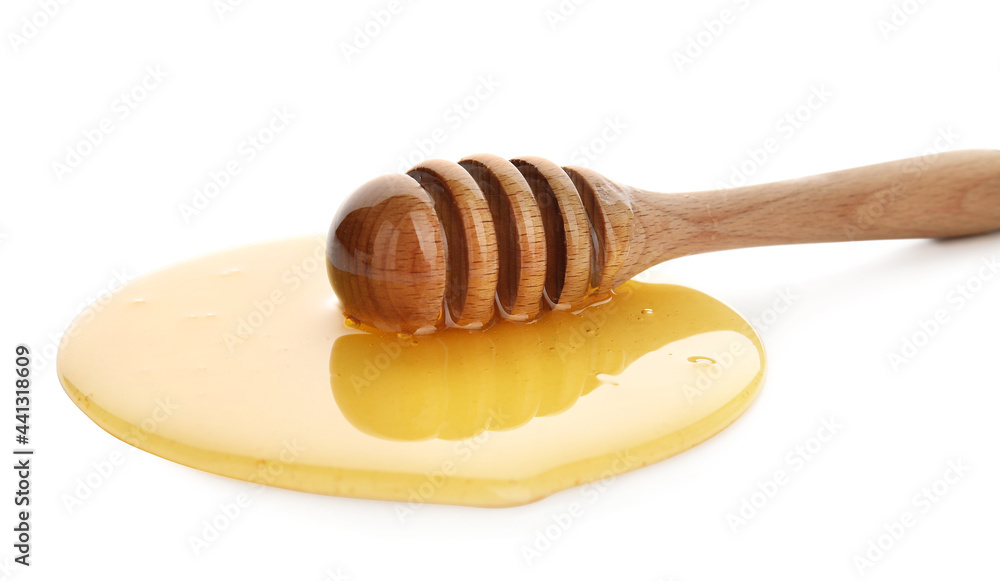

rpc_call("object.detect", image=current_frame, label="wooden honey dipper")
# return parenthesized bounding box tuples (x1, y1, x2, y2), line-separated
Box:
(327, 150, 1000, 334)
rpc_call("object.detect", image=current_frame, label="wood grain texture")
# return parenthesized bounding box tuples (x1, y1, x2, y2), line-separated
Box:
(326, 174, 446, 334)
(618, 149, 1000, 284)
(563, 166, 635, 295)
(408, 160, 498, 328)
(511, 156, 593, 307)
(328, 150, 1000, 333)
(459, 154, 547, 320)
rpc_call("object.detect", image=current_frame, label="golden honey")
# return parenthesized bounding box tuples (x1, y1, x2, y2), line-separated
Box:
(57, 236, 765, 507)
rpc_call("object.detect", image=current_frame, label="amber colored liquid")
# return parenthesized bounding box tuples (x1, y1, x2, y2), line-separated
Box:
(57, 236, 765, 507)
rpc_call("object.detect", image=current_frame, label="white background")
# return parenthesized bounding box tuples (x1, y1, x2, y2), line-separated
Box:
(2, 0, 999, 579)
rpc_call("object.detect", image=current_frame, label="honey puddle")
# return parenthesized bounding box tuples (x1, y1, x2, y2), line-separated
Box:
(57, 236, 765, 507)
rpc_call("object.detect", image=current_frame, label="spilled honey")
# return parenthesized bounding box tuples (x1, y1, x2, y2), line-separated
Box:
(57, 236, 765, 507)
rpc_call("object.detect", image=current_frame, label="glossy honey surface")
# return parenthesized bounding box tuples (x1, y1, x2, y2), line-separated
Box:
(58, 236, 765, 507)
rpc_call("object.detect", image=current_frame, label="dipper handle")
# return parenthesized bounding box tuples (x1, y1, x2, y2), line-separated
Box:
(623, 149, 1000, 281)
